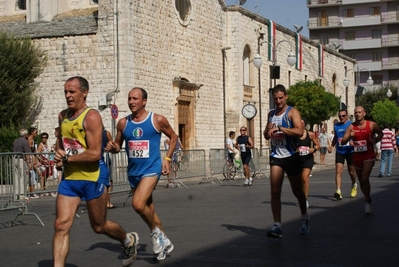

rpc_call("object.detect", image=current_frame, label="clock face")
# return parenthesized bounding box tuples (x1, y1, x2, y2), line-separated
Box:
(242, 104, 257, 119)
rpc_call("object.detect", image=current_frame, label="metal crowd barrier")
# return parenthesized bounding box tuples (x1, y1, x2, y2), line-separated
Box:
(108, 149, 208, 194)
(0, 152, 46, 226)
(1, 147, 268, 222)
(258, 147, 271, 175)
(208, 148, 270, 183)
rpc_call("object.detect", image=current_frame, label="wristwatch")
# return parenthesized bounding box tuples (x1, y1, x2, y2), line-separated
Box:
(62, 154, 69, 164)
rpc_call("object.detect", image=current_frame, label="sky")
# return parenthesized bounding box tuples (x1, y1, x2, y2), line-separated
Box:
(225, 0, 309, 38)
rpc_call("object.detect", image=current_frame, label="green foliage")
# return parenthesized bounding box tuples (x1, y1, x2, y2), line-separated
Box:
(0, 124, 19, 152)
(371, 99, 399, 128)
(287, 80, 340, 130)
(356, 85, 398, 122)
(0, 31, 47, 128)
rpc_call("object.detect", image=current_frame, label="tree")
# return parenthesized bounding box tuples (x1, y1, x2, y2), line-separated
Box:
(0, 31, 47, 128)
(286, 80, 340, 130)
(370, 99, 399, 128)
(357, 85, 398, 121)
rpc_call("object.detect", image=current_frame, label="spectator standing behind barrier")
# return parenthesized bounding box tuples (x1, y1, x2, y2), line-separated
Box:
(341, 106, 383, 214)
(318, 128, 329, 165)
(297, 118, 319, 209)
(106, 87, 177, 261)
(378, 124, 396, 177)
(264, 84, 309, 238)
(225, 131, 236, 179)
(13, 129, 33, 198)
(26, 126, 40, 198)
(235, 126, 254, 186)
(37, 132, 52, 196)
(52, 127, 61, 183)
(52, 76, 138, 267)
(328, 110, 358, 200)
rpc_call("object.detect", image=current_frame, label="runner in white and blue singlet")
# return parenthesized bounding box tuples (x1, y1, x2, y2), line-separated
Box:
(264, 84, 309, 239)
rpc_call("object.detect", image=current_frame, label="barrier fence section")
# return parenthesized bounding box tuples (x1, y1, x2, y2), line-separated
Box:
(160, 149, 207, 183)
(208, 148, 230, 182)
(109, 149, 208, 193)
(0, 152, 49, 226)
(258, 147, 271, 175)
(208, 148, 271, 182)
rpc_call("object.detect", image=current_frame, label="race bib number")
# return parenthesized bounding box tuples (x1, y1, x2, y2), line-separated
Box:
(353, 140, 367, 152)
(128, 140, 150, 158)
(271, 132, 286, 147)
(240, 144, 246, 152)
(298, 146, 310, 156)
(62, 138, 85, 155)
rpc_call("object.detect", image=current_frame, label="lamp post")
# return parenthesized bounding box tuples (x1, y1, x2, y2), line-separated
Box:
(253, 38, 296, 108)
(221, 46, 231, 143)
(253, 36, 296, 150)
(343, 67, 373, 107)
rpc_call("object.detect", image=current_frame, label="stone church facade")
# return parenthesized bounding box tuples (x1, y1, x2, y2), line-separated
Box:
(0, 0, 355, 151)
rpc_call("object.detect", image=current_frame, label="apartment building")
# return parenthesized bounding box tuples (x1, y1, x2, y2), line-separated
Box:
(308, 0, 399, 91)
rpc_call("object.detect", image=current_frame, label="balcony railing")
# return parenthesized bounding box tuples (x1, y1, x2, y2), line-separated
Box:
(308, 17, 342, 28)
(382, 60, 399, 70)
(381, 14, 399, 23)
(382, 36, 399, 46)
(307, 0, 342, 6)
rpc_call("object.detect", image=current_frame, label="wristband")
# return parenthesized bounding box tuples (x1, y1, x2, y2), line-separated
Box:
(164, 157, 171, 161)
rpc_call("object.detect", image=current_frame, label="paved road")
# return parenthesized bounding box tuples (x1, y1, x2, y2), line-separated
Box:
(1, 155, 399, 267)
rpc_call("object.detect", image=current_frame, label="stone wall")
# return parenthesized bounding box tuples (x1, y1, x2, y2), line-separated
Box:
(0, 0, 355, 150)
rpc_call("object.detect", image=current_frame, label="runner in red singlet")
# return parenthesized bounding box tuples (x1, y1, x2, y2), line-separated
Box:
(341, 106, 382, 214)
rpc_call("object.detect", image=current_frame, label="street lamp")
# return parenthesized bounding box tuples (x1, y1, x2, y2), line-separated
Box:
(253, 35, 296, 150)
(387, 88, 392, 98)
(343, 67, 373, 107)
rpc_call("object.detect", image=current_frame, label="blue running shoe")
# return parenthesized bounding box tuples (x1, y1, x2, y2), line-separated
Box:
(300, 214, 310, 235)
(267, 224, 283, 238)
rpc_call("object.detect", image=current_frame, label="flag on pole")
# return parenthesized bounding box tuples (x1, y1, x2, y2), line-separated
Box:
(268, 20, 276, 61)
(295, 33, 302, 70)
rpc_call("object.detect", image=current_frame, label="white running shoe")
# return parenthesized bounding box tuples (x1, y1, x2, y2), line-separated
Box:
(248, 178, 253, 186)
(243, 179, 249, 185)
(151, 231, 164, 254)
(364, 201, 373, 214)
(155, 238, 174, 261)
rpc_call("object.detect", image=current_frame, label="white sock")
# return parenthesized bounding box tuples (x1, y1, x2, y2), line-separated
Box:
(151, 226, 161, 235)
(123, 235, 132, 247)
(274, 222, 281, 228)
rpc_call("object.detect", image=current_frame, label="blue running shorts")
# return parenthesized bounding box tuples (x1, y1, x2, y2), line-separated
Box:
(128, 173, 160, 188)
(58, 179, 105, 201)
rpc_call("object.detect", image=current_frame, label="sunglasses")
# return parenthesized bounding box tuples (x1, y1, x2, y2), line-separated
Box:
(41, 136, 48, 139)
(338, 115, 346, 118)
